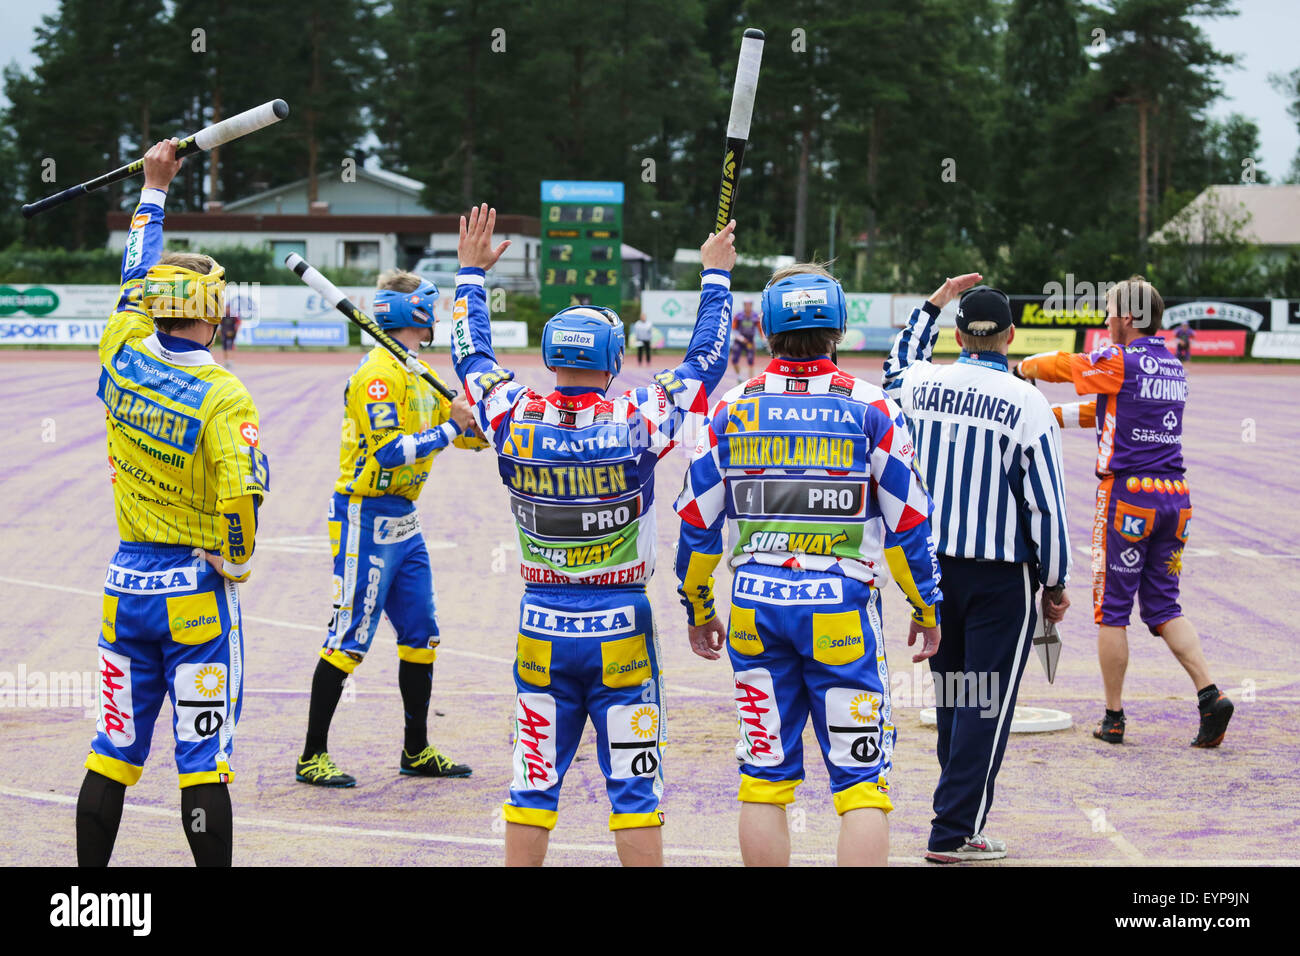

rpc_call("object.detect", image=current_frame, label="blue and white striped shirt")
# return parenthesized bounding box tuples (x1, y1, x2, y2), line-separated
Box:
(882, 302, 1071, 587)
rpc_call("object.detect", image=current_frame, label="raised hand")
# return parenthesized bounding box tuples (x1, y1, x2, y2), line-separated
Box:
(926, 272, 983, 310)
(700, 219, 738, 273)
(142, 139, 184, 192)
(458, 203, 513, 272)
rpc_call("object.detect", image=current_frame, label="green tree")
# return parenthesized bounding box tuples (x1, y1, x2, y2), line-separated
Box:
(1269, 66, 1300, 183)
(1082, 0, 1237, 244)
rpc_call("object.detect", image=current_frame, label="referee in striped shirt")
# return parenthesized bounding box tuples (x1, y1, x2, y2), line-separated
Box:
(883, 274, 1071, 863)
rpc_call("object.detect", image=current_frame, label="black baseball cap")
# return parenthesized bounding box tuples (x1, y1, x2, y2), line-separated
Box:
(956, 285, 1012, 334)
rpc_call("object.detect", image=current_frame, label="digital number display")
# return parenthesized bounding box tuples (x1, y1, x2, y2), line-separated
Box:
(540, 187, 623, 310)
(543, 268, 580, 286)
(547, 204, 617, 224)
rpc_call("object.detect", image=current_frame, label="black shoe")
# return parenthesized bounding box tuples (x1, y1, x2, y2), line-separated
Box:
(296, 752, 357, 787)
(400, 745, 473, 778)
(1191, 693, 1234, 748)
(1093, 711, 1125, 744)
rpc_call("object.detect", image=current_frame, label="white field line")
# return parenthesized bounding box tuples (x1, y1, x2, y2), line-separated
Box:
(1073, 798, 1145, 861)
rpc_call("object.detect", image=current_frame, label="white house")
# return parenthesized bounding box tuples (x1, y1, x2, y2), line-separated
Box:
(106, 165, 543, 281)
(1149, 184, 1300, 264)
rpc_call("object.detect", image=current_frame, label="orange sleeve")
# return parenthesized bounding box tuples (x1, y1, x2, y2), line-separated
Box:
(1053, 400, 1098, 429)
(1023, 349, 1124, 396)
(1019, 350, 1076, 383)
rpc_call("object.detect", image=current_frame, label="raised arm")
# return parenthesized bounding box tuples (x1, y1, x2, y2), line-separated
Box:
(882, 272, 981, 401)
(626, 221, 736, 457)
(102, 140, 185, 361)
(450, 204, 528, 443)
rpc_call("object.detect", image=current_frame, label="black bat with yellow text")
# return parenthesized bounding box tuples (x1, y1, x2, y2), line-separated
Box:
(713, 29, 765, 233)
(22, 99, 290, 218)
(284, 252, 457, 401)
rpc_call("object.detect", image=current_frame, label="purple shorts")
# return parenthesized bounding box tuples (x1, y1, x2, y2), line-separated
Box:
(730, 338, 756, 363)
(1092, 475, 1192, 632)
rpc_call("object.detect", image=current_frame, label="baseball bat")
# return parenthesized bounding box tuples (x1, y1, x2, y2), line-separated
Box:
(284, 252, 458, 401)
(713, 28, 765, 234)
(21, 99, 290, 218)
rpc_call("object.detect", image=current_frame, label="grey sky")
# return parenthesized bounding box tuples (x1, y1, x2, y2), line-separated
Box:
(0, 0, 1297, 179)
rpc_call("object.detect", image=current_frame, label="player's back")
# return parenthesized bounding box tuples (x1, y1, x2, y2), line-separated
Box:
(1102, 337, 1187, 478)
(497, 388, 650, 587)
(335, 346, 456, 501)
(708, 358, 901, 584)
(98, 307, 265, 550)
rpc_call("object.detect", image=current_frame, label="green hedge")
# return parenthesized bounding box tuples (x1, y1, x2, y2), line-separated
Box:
(0, 241, 374, 286)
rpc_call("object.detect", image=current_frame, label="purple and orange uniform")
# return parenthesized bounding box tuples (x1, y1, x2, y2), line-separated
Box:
(1021, 338, 1191, 632)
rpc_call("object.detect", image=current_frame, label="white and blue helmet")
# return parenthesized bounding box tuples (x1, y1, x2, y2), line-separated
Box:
(373, 279, 438, 332)
(542, 306, 625, 375)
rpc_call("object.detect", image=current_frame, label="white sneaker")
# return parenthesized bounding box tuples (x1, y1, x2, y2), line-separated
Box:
(924, 834, 1008, 863)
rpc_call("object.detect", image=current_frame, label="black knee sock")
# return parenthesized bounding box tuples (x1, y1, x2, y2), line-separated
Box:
(181, 783, 232, 867)
(76, 770, 125, 866)
(398, 659, 433, 754)
(303, 658, 350, 759)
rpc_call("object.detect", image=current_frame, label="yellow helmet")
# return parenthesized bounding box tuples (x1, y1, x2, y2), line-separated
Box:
(141, 262, 226, 324)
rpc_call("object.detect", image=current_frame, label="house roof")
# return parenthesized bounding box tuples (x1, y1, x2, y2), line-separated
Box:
(221, 165, 427, 211)
(1149, 184, 1300, 246)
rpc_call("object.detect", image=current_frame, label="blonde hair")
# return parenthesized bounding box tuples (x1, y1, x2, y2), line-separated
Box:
(1106, 275, 1164, 331)
(769, 260, 834, 283)
(377, 269, 422, 293)
(159, 251, 219, 274)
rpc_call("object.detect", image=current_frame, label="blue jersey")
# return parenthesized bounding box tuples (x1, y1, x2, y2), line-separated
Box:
(451, 266, 732, 587)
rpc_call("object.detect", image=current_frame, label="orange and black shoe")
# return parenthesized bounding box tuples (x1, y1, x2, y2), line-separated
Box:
(1191, 692, 1234, 748)
(1093, 710, 1125, 744)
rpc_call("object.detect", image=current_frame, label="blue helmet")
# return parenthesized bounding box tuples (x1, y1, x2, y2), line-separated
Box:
(760, 272, 847, 336)
(373, 279, 438, 331)
(542, 306, 625, 375)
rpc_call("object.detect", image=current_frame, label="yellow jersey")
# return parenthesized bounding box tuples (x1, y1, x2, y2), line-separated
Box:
(97, 189, 268, 578)
(335, 345, 485, 500)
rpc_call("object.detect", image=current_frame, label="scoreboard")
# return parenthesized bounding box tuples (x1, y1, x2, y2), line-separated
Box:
(539, 180, 624, 313)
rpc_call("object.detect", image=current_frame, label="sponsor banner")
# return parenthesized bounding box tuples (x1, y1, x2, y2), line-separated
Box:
(642, 290, 892, 334)
(1084, 328, 1246, 357)
(1005, 294, 1274, 332)
(931, 327, 1077, 356)
(240, 321, 348, 347)
(0, 318, 110, 344)
(1162, 298, 1270, 332)
(1009, 295, 1107, 329)
(1251, 331, 1300, 360)
(891, 295, 959, 328)
(541, 180, 625, 203)
(841, 326, 900, 351)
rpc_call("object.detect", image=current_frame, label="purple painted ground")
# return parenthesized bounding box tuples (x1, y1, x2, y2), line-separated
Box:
(1, 348, 1297, 866)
